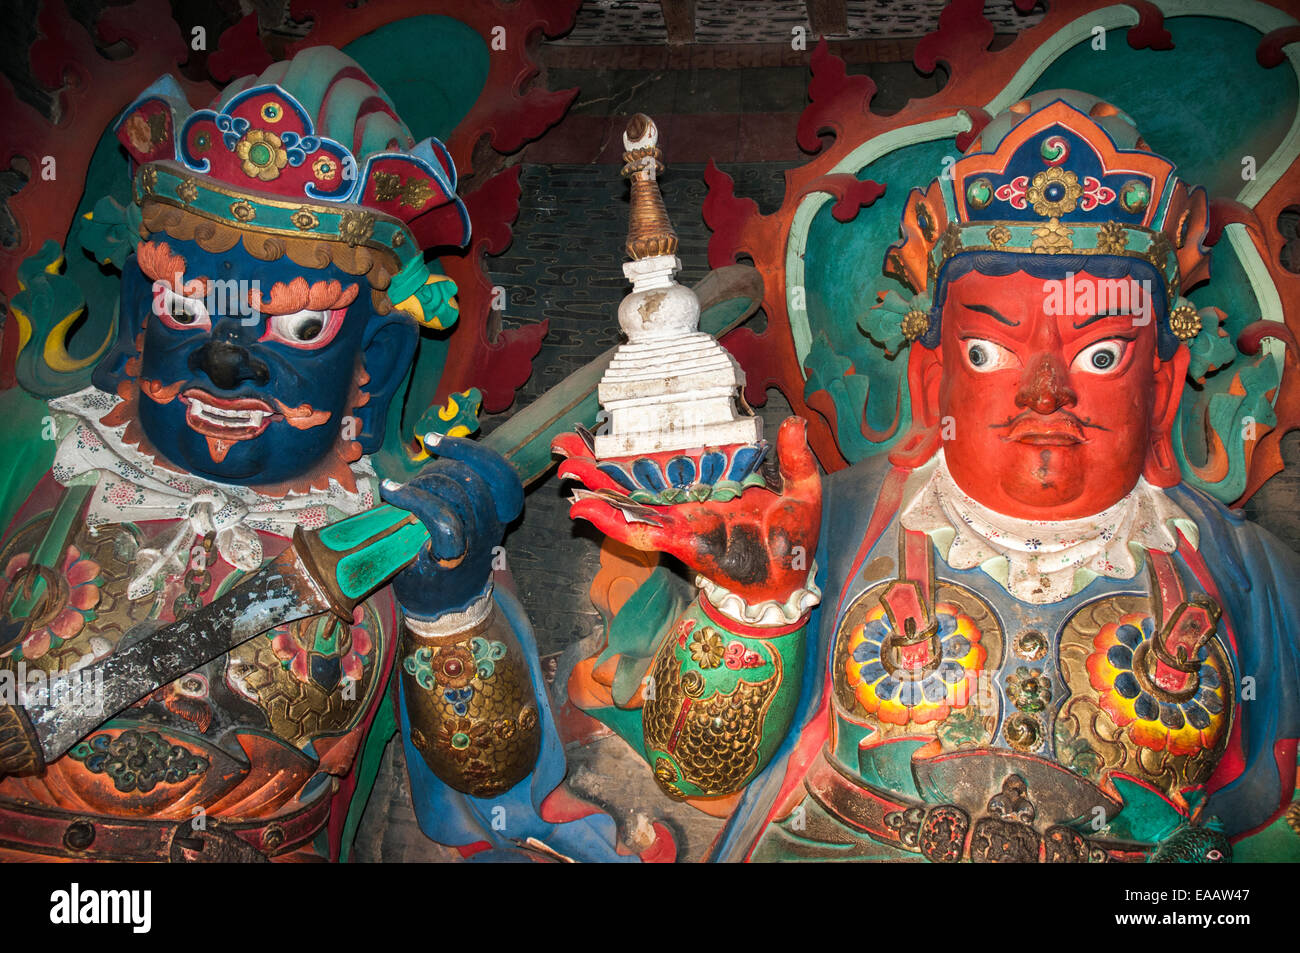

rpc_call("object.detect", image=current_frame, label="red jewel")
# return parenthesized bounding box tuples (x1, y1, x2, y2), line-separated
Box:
(444, 658, 462, 677)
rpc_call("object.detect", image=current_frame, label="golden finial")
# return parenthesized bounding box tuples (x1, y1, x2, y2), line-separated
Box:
(622, 114, 677, 260)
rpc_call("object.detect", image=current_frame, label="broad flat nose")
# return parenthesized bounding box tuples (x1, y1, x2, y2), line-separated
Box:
(188, 340, 270, 390)
(1014, 352, 1077, 414)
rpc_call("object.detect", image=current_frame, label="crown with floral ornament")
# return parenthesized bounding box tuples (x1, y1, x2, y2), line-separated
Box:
(113, 46, 469, 329)
(881, 91, 1211, 347)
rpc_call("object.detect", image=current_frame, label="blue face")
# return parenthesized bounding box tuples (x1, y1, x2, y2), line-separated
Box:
(96, 235, 416, 487)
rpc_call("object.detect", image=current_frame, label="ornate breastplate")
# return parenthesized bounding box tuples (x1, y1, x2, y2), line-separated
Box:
(819, 522, 1236, 858)
(0, 491, 393, 852)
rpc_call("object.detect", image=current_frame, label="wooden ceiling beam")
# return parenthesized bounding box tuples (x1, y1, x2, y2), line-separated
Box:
(659, 0, 696, 45)
(805, 0, 848, 37)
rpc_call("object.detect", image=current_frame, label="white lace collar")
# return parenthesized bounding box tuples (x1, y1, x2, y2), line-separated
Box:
(897, 450, 1199, 605)
(47, 387, 376, 598)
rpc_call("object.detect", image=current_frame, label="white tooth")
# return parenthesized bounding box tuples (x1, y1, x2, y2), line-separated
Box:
(187, 397, 269, 429)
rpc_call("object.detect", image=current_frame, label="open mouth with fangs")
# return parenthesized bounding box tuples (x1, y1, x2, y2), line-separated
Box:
(182, 388, 278, 462)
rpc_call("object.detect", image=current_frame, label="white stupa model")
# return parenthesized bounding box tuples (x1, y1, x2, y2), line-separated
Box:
(594, 114, 762, 460)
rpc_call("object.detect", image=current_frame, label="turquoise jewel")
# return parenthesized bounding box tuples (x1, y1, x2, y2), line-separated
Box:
(471, 636, 507, 679)
(1040, 135, 1069, 165)
(966, 177, 992, 209)
(1120, 180, 1150, 213)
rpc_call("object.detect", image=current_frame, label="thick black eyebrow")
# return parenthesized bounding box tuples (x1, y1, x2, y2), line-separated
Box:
(1072, 311, 1136, 329)
(963, 303, 1019, 326)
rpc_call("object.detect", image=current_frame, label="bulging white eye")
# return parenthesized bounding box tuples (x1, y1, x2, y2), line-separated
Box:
(156, 286, 211, 329)
(1073, 339, 1127, 374)
(962, 338, 1014, 372)
(270, 309, 328, 343)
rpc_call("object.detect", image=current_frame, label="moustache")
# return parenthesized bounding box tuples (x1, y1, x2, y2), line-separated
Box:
(990, 410, 1110, 446)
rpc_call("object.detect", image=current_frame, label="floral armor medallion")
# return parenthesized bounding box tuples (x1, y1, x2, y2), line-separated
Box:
(844, 599, 987, 726)
(1059, 594, 1235, 810)
(833, 580, 1004, 745)
(224, 596, 386, 752)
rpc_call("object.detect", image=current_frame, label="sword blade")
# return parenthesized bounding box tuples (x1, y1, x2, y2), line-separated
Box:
(25, 545, 331, 762)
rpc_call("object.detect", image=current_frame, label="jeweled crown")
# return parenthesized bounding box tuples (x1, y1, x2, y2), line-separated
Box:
(114, 47, 470, 328)
(883, 92, 1211, 343)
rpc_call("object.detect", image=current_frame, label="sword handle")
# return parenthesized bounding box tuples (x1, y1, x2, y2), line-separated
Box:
(293, 504, 431, 619)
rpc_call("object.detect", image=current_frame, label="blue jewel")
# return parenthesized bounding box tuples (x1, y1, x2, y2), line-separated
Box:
(1113, 671, 1142, 700)
(444, 687, 474, 717)
(1107, 644, 1134, 669)
(1134, 693, 1159, 721)
(1116, 623, 1143, 648)
(1158, 703, 1185, 730)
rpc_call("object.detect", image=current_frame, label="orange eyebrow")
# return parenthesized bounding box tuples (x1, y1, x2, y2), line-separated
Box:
(136, 240, 207, 297)
(248, 277, 360, 316)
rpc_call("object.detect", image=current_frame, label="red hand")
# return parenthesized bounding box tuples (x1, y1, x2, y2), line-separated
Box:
(553, 417, 822, 606)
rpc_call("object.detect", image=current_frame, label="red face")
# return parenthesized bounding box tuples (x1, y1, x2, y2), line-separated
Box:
(924, 269, 1185, 520)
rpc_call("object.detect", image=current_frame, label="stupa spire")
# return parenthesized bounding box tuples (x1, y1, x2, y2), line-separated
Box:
(622, 114, 678, 260)
(592, 114, 762, 460)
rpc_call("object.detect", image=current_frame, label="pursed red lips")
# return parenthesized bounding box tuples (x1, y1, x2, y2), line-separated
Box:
(1001, 416, 1087, 446)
